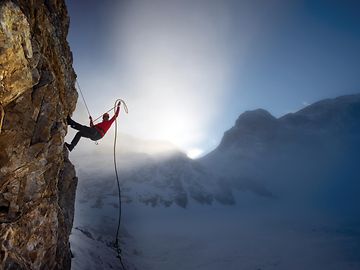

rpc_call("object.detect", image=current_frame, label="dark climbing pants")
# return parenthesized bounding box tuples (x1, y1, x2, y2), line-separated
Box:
(68, 118, 102, 149)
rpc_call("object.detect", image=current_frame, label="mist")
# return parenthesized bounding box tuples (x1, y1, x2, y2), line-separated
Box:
(69, 0, 294, 157)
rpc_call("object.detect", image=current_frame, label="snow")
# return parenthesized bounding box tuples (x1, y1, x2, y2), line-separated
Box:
(69, 150, 360, 269)
(71, 186, 360, 270)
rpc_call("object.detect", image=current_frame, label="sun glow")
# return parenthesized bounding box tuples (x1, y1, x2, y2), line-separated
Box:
(187, 148, 204, 159)
(108, 0, 234, 154)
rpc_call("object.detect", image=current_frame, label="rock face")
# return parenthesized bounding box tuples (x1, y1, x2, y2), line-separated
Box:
(219, 108, 278, 151)
(0, 0, 77, 269)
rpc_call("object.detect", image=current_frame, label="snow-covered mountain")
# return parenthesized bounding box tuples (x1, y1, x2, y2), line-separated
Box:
(70, 94, 360, 270)
(202, 94, 360, 214)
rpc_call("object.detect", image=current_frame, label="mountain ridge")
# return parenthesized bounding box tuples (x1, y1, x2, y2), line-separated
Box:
(211, 93, 360, 154)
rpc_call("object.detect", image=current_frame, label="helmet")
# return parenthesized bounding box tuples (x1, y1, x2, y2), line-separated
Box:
(103, 113, 110, 120)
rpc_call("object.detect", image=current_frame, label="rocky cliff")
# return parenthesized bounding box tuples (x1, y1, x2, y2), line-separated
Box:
(0, 0, 77, 269)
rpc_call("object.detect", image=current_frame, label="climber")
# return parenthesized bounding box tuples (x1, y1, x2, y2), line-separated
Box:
(65, 102, 121, 151)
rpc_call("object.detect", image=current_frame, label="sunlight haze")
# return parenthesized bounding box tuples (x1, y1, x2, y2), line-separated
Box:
(66, 0, 360, 156)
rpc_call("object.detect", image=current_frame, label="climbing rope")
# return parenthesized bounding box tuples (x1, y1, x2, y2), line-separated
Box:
(0, 103, 5, 134)
(113, 99, 128, 270)
(92, 101, 128, 123)
(74, 78, 128, 269)
(76, 79, 92, 117)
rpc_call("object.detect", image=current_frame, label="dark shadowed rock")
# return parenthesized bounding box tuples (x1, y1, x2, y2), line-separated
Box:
(218, 108, 279, 151)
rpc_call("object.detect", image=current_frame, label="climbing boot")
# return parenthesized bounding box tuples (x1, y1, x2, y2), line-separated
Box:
(65, 142, 74, 152)
(67, 116, 75, 126)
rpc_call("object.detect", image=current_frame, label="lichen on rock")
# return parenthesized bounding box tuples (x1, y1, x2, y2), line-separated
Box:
(0, 1, 36, 106)
(0, 0, 78, 269)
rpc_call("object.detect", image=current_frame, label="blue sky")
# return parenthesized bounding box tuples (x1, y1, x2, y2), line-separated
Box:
(65, 0, 360, 157)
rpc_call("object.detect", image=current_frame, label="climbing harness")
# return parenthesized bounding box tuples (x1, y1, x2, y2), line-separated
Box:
(0, 103, 5, 134)
(74, 79, 128, 270)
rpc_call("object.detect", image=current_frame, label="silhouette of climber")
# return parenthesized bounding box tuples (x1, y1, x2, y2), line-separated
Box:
(65, 103, 120, 151)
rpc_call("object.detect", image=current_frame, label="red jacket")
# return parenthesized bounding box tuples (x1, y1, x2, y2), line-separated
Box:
(91, 106, 120, 137)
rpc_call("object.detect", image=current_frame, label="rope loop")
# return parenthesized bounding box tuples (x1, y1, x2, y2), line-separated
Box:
(92, 99, 129, 123)
(113, 98, 128, 270)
